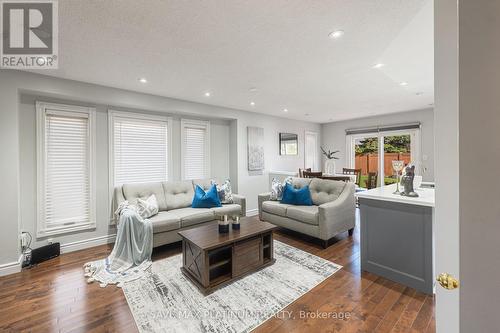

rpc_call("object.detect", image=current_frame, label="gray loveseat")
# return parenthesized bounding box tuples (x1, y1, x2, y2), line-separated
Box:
(113, 179, 246, 247)
(258, 177, 355, 248)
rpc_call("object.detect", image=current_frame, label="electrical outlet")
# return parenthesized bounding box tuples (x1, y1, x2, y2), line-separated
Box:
(47, 238, 53, 245)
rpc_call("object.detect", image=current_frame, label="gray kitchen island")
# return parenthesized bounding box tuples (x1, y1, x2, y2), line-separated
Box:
(356, 184, 435, 294)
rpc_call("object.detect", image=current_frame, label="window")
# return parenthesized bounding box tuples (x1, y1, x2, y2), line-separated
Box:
(109, 111, 171, 186)
(36, 102, 96, 236)
(181, 119, 210, 179)
(346, 124, 421, 187)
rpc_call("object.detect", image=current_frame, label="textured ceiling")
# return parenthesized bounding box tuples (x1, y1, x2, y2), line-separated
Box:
(30, 0, 433, 123)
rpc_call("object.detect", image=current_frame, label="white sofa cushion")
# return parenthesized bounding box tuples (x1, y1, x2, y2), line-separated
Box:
(136, 194, 159, 219)
(148, 212, 181, 233)
(212, 179, 234, 204)
(170, 207, 215, 228)
(290, 177, 312, 189)
(262, 201, 291, 217)
(162, 181, 194, 210)
(122, 182, 168, 211)
(286, 205, 319, 225)
(309, 178, 346, 206)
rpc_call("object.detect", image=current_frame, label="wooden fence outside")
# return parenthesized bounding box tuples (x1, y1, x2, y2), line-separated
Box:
(355, 153, 411, 176)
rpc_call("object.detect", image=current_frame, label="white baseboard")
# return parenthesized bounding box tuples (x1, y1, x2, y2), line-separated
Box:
(61, 234, 116, 254)
(246, 209, 258, 217)
(0, 255, 23, 277)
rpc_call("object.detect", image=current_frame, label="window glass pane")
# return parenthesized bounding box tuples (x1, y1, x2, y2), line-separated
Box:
(184, 126, 206, 179)
(113, 116, 168, 185)
(384, 134, 411, 185)
(354, 136, 378, 188)
(44, 112, 90, 230)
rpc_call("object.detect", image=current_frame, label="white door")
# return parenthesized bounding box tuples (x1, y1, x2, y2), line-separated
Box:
(435, 0, 460, 331)
(304, 131, 318, 170)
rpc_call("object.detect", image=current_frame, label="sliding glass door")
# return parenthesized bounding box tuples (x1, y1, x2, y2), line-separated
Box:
(382, 132, 413, 186)
(347, 129, 420, 188)
(353, 135, 379, 188)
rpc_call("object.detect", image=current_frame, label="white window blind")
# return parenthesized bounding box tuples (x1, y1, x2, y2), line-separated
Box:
(37, 102, 96, 236)
(182, 119, 210, 179)
(110, 112, 170, 185)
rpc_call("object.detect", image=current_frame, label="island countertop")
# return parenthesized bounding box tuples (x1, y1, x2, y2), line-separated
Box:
(355, 184, 435, 207)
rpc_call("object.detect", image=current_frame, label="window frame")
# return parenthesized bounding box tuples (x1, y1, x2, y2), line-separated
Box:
(36, 101, 97, 237)
(180, 118, 211, 180)
(108, 110, 173, 190)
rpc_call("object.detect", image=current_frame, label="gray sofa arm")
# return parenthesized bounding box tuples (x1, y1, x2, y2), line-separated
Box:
(318, 183, 356, 240)
(232, 194, 247, 217)
(258, 193, 272, 220)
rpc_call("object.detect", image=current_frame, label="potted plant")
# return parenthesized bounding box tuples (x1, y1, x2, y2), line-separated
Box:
(321, 147, 339, 174)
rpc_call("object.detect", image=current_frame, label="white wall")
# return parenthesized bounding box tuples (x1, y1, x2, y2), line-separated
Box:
(320, 108, 435, 181)
(0, 76, 20, 270)
(235, 116, 321, 214)
(0, 69, 320, 267)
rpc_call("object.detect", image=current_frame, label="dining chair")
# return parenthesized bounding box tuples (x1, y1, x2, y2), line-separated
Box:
(366, 172, 378, 189)
(299, 168, 311, 178)
(302, 171, 323, 179)
(342, 168, 362, 186)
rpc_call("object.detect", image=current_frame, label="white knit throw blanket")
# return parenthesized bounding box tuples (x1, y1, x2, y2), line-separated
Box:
(83, 203, 153, 287)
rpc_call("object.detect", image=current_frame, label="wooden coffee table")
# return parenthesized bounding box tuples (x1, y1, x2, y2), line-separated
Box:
(178, 218, 277, 295)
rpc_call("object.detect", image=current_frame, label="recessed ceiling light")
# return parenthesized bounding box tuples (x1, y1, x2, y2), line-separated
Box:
(416, 92, 424, 96)
(250, 102, 255, 106)
(304, 113, 310, 116)
(283, 108, 289, 112)
(204, 92, 211, 97)
(138, 78, 147, 83)
(372, 63, 385, 69)
(249, 87, 258, 92)
(329, 30, 345, 39)
(400, 82, 408, 86)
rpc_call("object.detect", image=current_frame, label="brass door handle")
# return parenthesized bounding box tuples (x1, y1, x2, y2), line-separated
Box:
(436, 273, 459, 290)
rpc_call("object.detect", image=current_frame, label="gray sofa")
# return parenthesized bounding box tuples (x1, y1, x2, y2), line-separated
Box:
(258, 177, 355, 247)
(113, 179, 246, 247)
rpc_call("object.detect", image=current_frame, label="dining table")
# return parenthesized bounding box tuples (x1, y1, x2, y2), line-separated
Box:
(322, 173, 357, 182)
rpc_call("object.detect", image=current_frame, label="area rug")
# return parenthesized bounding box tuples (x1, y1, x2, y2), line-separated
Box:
(122, 240, 341, 333)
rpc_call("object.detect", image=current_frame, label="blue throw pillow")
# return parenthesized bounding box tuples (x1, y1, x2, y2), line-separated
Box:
(281, 183, 313, 206)
(192, 184, 222, 208)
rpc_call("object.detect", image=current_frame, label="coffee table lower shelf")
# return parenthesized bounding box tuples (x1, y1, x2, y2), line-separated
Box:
(181, 258, 276, 295)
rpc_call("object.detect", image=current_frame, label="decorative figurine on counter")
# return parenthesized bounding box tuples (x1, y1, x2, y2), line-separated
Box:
(400, 165, 419, 197)
(391, 160, 405, 194)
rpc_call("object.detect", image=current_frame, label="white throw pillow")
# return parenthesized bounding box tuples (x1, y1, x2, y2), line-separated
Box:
(211, 179, 234, 204)
(270, 177, 292, 201)
(136, 194, 159, 219)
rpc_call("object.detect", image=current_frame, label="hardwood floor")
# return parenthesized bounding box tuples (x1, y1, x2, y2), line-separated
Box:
(0, 215, 435, 333)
